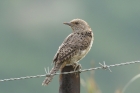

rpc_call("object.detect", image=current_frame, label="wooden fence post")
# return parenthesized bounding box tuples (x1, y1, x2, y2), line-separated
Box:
(59, 65, 80, 93)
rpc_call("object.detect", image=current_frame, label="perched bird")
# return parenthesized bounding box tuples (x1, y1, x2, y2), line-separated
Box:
(42, 19, 94, 86)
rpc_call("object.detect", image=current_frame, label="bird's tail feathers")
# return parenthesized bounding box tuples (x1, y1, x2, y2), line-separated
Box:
(42, 64, 61, 86)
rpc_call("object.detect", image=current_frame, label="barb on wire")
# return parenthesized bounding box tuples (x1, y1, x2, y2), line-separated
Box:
(0, 61, 140, 82)
(99, 61, 112, 72)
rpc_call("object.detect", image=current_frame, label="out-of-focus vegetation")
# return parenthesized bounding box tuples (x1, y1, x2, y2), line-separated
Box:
(0, 1, 140, 93)
(81, 71, 101, 93)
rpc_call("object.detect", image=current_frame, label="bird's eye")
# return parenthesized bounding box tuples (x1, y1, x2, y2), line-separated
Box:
(75, 22, 79, 25)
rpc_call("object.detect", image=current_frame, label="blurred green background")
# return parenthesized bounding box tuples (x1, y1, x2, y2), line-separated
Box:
(0, 1, 140, 93)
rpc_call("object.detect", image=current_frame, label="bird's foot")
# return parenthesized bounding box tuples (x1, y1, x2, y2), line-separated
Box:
(72, 62, 82, 73)
(65, 62, 82, 73)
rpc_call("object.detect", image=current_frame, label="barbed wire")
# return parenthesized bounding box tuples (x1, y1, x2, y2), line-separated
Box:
(0, 61, 140, 82)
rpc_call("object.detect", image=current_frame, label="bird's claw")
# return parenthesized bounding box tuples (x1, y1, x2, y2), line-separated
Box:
(72, 62, 82, 73)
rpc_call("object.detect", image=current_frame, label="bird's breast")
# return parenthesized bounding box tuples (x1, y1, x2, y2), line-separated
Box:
(70, 34, 93, 63)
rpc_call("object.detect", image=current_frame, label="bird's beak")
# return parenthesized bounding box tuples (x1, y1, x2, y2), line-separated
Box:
(63, 22, 71, 26)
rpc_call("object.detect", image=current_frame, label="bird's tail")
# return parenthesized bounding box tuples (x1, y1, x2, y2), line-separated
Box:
(42, 63, 61, 86)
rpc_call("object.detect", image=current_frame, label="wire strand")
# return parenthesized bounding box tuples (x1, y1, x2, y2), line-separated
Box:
(0, 61, 140, 82)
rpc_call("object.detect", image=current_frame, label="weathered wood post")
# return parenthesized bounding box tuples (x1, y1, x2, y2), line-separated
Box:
(59, 65, 80, 93)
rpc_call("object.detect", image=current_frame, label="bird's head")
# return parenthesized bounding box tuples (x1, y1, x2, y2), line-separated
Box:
(63, 19, 91, 32)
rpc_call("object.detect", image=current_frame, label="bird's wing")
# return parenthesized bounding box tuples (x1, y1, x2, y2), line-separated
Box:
(53, 32, 92, 64)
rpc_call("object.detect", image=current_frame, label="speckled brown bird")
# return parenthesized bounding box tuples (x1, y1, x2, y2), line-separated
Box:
(42, 19, 94, 86)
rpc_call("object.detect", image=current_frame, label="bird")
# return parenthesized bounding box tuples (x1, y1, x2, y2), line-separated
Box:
(42, 19, 94, 86)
